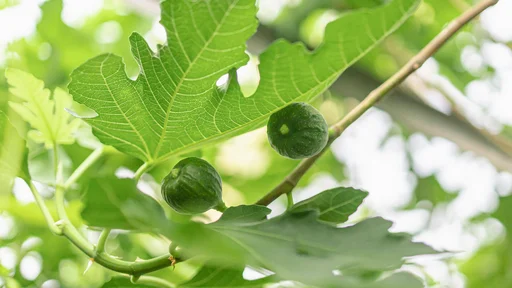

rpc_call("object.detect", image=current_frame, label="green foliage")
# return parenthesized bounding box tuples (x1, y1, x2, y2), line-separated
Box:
(267, 103, 328, 159)
(460, 240, 512, 288)
(291, 187, 368, 224)
(216, 205, 271, 224)
(7, 0, 151, 87)
(179, 266, 274, 287)
(492, 194, 512, 235)
(161, 157, 223, 214)
(0, 0, 20, 9)
(101, 277, 153, 287)
(343, 0, 386, 8)
(79, 176, 434, 286)
(163, 209, 436, 287)
(0, 111, 27, 185)
(411, 175, 457, 207)
(501, 125, 512, 142)
(1, 0, 462, 286)
(81, 176, 166, 230)
(0, 277, 21, 288)
(6, 69, 81, 148)
(68, 0, 420, 163)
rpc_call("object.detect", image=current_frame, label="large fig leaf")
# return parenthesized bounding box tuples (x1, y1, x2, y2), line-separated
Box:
(68, 0, 420, 162)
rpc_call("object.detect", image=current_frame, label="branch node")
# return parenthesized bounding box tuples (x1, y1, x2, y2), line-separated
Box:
(130, 274, 141, 283)
(168, 255, 177, 270)
(53, 220, 66, 235)
(284, 177, 297, 188)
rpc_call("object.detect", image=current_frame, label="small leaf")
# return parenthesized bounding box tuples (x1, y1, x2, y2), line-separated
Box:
(216, 205, 271, 224)
(291, 187, 368, 224)
(81, 176, 166, 230)
(180, 265, 274, 287)
(6, 69, 81, 148)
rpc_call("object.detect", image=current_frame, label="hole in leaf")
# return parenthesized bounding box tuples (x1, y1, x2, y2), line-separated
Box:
(65, 102, 98, 119)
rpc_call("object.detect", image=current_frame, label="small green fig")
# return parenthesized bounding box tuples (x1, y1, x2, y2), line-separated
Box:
(267, 103, 328, 159)
(161, 157, 224, 214)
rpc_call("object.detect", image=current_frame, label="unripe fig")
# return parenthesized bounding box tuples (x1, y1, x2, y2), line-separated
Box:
(161, 157, 224, 214)
(267, 103, 328, 159)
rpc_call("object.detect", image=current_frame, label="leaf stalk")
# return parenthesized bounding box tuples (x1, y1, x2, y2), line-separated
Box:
(64, 146, 105, 189)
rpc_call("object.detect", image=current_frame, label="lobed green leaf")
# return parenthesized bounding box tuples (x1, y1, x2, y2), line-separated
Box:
(81, 190, 433, 286)
(69, 0, 420, 163)
(164, 209, 436, 287)
(6, 69, 81, 148)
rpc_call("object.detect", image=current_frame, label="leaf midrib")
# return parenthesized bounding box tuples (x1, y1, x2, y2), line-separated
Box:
(151, 0, 416, 163)
(212, 224, 339, 254)
(24, 82, 56, 147)
(99, 55, 152, 159)
(152, 72, 338, 164)
(317, 194, 366, 216)
(152, 0, 241, 159)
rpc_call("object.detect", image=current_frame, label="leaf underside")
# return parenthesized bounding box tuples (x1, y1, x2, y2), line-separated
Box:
(80, 179, 434, 287)
(164, 208, 436, 287)
(6, 69, 80, 148)
(68, 0, 420, 163)
(81, 176, 166, 231)
(291, 187, 368, 224)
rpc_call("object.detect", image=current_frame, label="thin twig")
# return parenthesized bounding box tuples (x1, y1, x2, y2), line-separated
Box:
(96, 229, 111, 254)
(64, 146, 105, 189)
(52, 143, 58, 182)
(56, 215, 175, 275)
(26, 181, 61, 235)
(256, 0, 499, 206)
(134, 162, 151, 182)
(286, 192, 294, 210)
